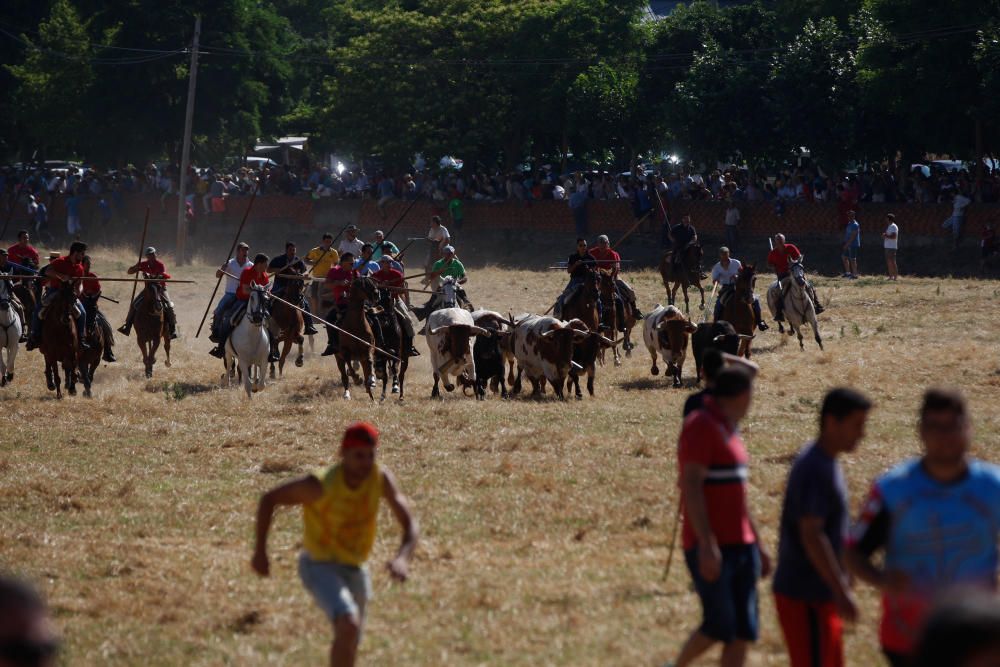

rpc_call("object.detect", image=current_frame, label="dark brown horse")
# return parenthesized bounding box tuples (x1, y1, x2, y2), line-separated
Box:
(39, 284, 79, 398)
(561, 269, 600, 332)
(659, 244, 705, 313)
(268, 280, 305, 378)
(77, 314, 104, 398)
(597, 270, 633, 366)
(134, 282, 171, 378)
(335, 277, 376, 401)
(720, 263, 757, 359)
(371, 284, 411, 401)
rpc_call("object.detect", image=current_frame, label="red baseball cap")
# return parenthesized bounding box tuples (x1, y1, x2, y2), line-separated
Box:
(341, 422, 379, 451)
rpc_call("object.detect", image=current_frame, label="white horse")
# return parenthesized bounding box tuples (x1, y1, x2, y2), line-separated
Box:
(767, 259, 823, 351)
(222, 287, 270, 398)
(0, 281, 22, 386)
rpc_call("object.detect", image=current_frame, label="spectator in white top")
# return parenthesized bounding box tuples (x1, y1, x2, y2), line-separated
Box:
(426, 215, 451, 273)
(338, 225, 365, 259)
(210, 242, 251, 342)
(724, 200, 741, 254)
(943, 189, 972, 249)
(882, 213, 899, 280)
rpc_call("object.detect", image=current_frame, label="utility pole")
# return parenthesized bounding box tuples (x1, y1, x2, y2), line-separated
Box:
(176, 15, 201, 265)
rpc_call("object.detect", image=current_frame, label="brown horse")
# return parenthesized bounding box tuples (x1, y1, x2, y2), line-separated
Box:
(371, 284, 412, 401)
(597, 270, 633, 366)
(134, 282, 171, 378)
(39, 285, 79, 398)
(268, 281, 305, 378)
(334, 276, 376, 401)
(659, 244, 706, 313)
(720, 263, 757, 358)
(561, 269, 600, 331)
(77, 314, 104, 398)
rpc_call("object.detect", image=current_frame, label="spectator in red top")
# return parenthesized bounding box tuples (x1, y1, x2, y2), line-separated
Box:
(7, 230, 40, 274)
(27, 241, 89, 351)
(209, 253, 270, 358)
(767, 234, 823, 322)
(672, 367, 771, 667)
(118, 247, 178, 339)
(373, 255, 419, 354)
(80, 255, 116, 363)
(321, 253, 358, 357)
(589, 234, 642, 319)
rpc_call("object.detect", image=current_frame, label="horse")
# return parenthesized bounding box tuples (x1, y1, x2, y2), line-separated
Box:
(335, 276, 377, 401)
(77, 314, 104, 398)
(720, 263, 757, 359)
(659, 244, 706, 313)
(39, 284, 79, 399)
(561, 268, 601, 331)
(222, 287, 270, 398)
(767, 259, 823, 351)
(134, 282, 171, 378)
(370, 283, 411, 401)
(597, 269, 632, 366)
(268, 280, 305, 378)
(413, 275, 473, 323)
(0, 281, 22, 386)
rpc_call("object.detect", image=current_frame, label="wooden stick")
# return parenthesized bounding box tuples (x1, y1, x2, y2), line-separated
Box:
(662, 497, 683, 581)
(612, 211, 651, 251)
(195, 184, 258, 338)
(0, 275, 196, 283)
(380, 197, 420, 244)
(127, 208, 151, 306)
(393, 239, 417, 263)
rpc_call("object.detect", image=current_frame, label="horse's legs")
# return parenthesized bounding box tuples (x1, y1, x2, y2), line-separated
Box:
(162, 332, 171, 368)
(682, 285, 690, 314)
(65, 358, 77, 396)
(337, 358, 352, 400)
(696, 283, 705, 310)
(295, 341, 304, 368)
(431, 371, 441, 399)
(52, 360, 62, 399)
(649, 348, 660, 376)
(240, 360, 253, 398)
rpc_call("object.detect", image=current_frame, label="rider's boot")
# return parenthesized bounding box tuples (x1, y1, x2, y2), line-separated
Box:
(301, 299, 319, 336)
(117, 308, 134, 336)
(15, 307, 27, 343)
(321, 325, 338, 357)
(164, 305, 179, 339)
(268, 339, 280, 362)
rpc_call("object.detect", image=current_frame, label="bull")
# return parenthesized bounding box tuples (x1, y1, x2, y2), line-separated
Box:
(511, 314, 590, 400)
(642, 305, 697, 387)
(425, 307, 491, 399)
(690, 320, 753, 383)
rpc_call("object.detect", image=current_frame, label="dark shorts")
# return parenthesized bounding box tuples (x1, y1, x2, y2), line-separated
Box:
(684, 544, 761, 643)
(842, 246, 858, 260)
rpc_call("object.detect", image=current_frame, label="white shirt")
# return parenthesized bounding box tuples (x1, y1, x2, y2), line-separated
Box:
(711, 258, 742, 286)
(952, 194, 972, 216)
(338, 238, 364, 258)
(724, 208, 741, 226)
(884, 222, 898, 249)
(224, 257, 250, 294)
(427, 225, 450, 244)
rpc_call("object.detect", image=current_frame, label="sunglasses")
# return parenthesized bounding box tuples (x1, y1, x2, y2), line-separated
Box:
(0, 638, 60, 666)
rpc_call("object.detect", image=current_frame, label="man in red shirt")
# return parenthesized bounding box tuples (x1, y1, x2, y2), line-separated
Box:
(321, 253, 357, 356)
(27, 241, 89, 351)
(373, 255, 419, 355)
(80, 255, 116, 363)
(590, 234, 642, 321)
(766, 233, 823, 321)
(671, 367, 772, 667)
(209, 253, 270, 358)
(7, 230, 40, 276)
(118, 247, 178, 339)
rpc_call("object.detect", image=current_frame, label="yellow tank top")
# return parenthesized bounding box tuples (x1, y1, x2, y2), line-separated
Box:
(302, 463, 383, 566)
(306, 246, 340, 278)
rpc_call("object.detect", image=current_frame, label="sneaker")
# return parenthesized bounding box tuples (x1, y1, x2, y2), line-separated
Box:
(268, 351, 280, 362)
(103, 351, 117, 363)
(304, 325, 319, 336)
(321, 345, 337, 357)
(117, 325, 130, 336)
(409, 346, 421, 357)
(25, 339, 38, 351)
(208, 346, 224, 359)
(815, 303, 825, 314)
(757, 321, 769, 331)
(848, 274, 859, 280)
(18, 333, 27, 343)
(839, 272, 851, 278)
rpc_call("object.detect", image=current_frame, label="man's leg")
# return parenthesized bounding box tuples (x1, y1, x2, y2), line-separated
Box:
(752, 296, 768, 330)
(11, 299, 27, 342)
(118, 294, 141, 335)
(211, 293, 235, 342)
(209, 302, 240, 357)
(26, 295, 44, 349)
(614, 295, 625, 331)
(394, 301, 420, 356)
(322, 307, 340, 356)
(841, 253, 851, 276)
(97, 311, 116, 362)
(300, 295, 319, 335)
(163, 301, 179, 339)
(713, 297, 723, 322)
(675, 631, 717, 666)
(74, 300, 90, 349)
(720, 640, 750, 667)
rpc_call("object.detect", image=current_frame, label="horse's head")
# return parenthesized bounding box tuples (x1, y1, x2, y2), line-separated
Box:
(285, 278, 305, 300)
(597, 269, 615, 292)
(145, 282, 164, 311)
(0, 281, 10, 309)
(440, 276, 458, 309)
(247, 286, 270, 325)
(352, 275, 378, 304)
(789, 260, 806, 287)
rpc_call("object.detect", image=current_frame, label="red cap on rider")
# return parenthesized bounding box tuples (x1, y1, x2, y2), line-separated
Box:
(341, 422, 379, 451)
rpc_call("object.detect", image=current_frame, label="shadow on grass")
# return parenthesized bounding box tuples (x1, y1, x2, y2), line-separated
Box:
(617, 376, 696, 391)
(145, 381, 216, 400)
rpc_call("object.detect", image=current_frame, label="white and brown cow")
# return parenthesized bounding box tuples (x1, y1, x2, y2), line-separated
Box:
(426, 307, 491, 399)
(642, 304, 697, 387)
(512, 314, 590, 400)
(565, 317, 617, 399)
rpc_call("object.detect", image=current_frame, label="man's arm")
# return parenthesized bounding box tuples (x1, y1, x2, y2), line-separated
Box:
(748, 515, 772, 578)
(382, 468, 419, 582)
(800, 516, 856, 620)
(681, 461, 721, 581)
(251, 475, 324, 577)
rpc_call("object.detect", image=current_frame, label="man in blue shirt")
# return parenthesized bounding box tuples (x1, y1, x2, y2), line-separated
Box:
(353, 244, 381, 276)
(773, 388, 872, 667)
(841, 211, 861, 279)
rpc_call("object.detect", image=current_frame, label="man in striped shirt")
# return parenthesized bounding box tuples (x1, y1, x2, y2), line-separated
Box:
(672, 367, 772, 667)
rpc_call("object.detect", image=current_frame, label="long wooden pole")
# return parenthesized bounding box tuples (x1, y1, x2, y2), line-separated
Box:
(0, 275, 196, 283)
(194, 185, 259, 338)
(612, 210, 651, 251)
(127, 208, 151, 306)
(379, 197, 420, 244)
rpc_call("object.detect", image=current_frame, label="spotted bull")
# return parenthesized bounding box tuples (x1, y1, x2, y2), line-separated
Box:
(512, 314, 590, 400)
(690, 320, 753, 382)
(425, 307, 491, 399)
(642, 304, 697, 387)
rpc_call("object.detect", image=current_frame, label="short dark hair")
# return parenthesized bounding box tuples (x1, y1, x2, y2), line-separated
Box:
(340, 252, 354, 262)
(285, 242, 295, 250)
(712, 366, 753, 398)
(253, 253, 269, 264)
(432, 216, 441, 225)
(322, 233, 333, 240)
(920, 388, 967, 421)
(361, 243, 373, 252)
(702, 348, 725, 382)
(69, 241, 87, 254)
(820, 388, 872, 430)
(17, 229, 28, 238)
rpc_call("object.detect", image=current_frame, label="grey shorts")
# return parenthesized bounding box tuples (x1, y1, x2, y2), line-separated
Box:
(298, 553, 372, 623)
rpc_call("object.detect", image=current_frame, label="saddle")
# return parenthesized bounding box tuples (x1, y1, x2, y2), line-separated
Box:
(228, 302, 249, 328)
(718, 285, 736, 308)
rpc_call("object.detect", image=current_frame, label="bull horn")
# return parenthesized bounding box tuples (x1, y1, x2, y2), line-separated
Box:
(656, 319, 668, 330)
(737, 334, 755, 340)
(570, 361, 583, 370)
(428, 325, 448, 335)
(469, 325, 491, 337)
(540, 329, 557, 338)
(712, 334, 726, 342)
(599, 335, 617, 346)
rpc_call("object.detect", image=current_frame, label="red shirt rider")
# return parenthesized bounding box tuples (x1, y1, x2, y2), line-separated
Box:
(767, 242, 801, 277)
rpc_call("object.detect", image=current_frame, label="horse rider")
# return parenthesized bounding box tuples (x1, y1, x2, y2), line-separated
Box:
(80, 255, 117, 362)
(338, 225, 365, 259)
(118, 247, 178, 340)
(554, 238, 599, 320)
(26, 241, 90, 352)
(372, 254, 420, 356)
(210, 241, 252, 344)
(305, 233, 340, 315)
(419, 245, 471, 314)
(370, 230, 400, 261)
(710, 246, 768, 331)
(0, 249, 28, 343)
(766, 233, 824, 323)
(209, 253, 270, 358)
(354, 244, 381, 276)
(7, 230, 40, 278)
(589, 234, 643, 323)
(668, 214, 701, 274)
(321, 253, 358, 357)
(267, 242, 318, 336)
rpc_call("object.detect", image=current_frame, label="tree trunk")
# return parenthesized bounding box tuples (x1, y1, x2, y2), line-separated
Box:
(975, 118, 985, 202)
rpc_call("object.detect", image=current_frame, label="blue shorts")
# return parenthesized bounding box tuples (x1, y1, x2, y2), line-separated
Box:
(298, 553, 372, 623)
(684, 544, 761, 643)
(842, 246, 858, 260)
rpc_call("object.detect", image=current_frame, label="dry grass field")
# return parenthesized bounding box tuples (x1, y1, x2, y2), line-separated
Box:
(2, 245, 999, 666)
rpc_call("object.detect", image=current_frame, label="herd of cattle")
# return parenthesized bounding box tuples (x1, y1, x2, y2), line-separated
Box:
(425, 304, 752, 401)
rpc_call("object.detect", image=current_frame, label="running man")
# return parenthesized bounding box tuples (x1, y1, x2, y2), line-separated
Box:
(251, 422, 418, 667)
(846, 389, 1000, 667)
(773, 388, 872, 667)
